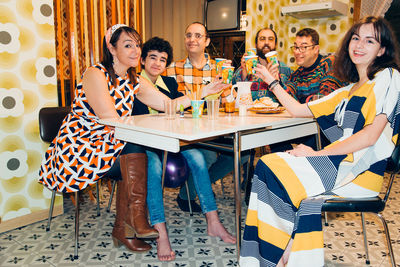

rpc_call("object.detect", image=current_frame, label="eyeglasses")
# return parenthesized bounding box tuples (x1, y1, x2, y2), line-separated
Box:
(290, 45, 315, 52)
(185, 33, 206, 40)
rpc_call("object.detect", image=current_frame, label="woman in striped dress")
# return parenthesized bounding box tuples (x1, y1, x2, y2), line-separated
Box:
(240, 16, 400, 267)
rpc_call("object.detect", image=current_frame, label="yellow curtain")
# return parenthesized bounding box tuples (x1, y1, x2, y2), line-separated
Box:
(143, 0, 204, 61)
(54, 0, 140, 106)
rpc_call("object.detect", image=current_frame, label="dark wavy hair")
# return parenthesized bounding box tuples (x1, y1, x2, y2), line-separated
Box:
(101, 26, 142, 85)
(334, 16, 400, 83)
(296, 28, 319, 45)
(141, 37, 173, 68)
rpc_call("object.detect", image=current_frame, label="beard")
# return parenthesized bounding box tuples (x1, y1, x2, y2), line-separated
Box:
(257, 44, 274, 59)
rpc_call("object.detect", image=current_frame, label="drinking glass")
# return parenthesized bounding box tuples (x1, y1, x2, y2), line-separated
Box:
(164, 99, 177, 120)
(206, 99, 220, 119)
(191, 100, 205, 118)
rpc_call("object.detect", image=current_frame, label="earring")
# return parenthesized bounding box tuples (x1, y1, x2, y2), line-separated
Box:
(112, 56, 125, 78)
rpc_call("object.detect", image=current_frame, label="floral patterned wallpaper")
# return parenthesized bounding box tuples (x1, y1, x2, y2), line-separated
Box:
(0, 0, 356, 231)
(0, 0, 60, 231)
(246, 0, 354, 68)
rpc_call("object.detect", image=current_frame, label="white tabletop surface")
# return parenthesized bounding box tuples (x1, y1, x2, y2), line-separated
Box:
(99, 111, 315, 142)
(99, 110, 319, 258)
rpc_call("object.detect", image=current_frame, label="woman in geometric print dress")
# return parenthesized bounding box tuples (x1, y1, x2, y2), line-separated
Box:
(38, 25, 225, 253)
(240, 16, 400, 267)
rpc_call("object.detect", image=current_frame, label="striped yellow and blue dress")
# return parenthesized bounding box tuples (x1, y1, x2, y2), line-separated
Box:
(240, 68, 400, 267)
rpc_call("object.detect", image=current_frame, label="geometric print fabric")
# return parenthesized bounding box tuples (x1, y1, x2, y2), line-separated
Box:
(38, 64, 138, 193)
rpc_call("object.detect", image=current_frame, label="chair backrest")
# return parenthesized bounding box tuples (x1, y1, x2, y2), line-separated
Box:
(39, 106, 70, 143)
(386, 134, 400, 174)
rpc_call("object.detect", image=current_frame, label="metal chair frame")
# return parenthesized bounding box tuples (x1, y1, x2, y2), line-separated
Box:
(39, 106, 115, 259)
(241, 123, 397, 266)
(320, 130, 399, 267)
(321, 170, 397, 266)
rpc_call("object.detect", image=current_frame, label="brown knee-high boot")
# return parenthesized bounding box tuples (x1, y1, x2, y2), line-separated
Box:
(111, 155, 152, 251)
(118, 153, 158, 239)
(112, 199, 151, 252)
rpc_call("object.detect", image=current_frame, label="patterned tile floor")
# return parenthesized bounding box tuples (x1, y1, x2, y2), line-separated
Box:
(0, 173, 399, 267)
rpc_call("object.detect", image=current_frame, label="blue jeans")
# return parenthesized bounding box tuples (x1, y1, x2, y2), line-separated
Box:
(179, 148, 250, 200)
(146, 148, 217, 225)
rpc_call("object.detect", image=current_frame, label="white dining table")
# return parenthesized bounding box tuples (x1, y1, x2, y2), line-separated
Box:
(100, 110, 319, 260)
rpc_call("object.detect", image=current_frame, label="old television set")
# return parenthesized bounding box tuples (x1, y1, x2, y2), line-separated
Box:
(204, 0, 245, 32)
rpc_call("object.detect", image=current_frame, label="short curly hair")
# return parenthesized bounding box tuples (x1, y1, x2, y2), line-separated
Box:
(141, 36, 173, 68)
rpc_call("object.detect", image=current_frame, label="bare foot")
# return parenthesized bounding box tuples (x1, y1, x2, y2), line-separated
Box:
(206, 211, 236, 244)
(153, 223, 175, 261)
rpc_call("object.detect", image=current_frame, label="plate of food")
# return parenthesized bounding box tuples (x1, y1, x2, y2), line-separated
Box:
(248, 106, 286, 113)
(248, 97, 285, 114)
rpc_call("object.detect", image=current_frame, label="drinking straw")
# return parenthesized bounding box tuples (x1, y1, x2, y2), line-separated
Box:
(184, 83, 193, 100)
(184, 83, 203, 101)
(197, 84, 203, 100)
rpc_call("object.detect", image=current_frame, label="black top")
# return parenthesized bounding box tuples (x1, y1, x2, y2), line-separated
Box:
(132, 75, 183, 116)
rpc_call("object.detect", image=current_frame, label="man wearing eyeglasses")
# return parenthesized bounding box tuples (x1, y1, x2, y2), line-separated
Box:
(165, 22, 249, 213)
(232, 27, 293, 101)
(268, 28, 345, 154)
(286, 28, 344, 103)
(165, 21, 231, 101)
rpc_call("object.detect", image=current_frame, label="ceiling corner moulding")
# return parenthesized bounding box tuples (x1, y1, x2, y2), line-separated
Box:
(280, 0, 348, 19)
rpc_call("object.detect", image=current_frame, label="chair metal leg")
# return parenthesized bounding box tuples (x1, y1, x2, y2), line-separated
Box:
(315, 126, 322, 150)
(185, 181, 193, 216)
(96, 183, 100, 216)
(377, 213, 396, 267)
(74, 191, 79, 259)
(324, 212, 329, 226)
(46, 190, 56, 231)
(244, 149, 256, 206)
(245, 155, 251, 183)
(107, 180, 116, 213)
(361, 212, 370, 265)
(220, 177, 226, 199)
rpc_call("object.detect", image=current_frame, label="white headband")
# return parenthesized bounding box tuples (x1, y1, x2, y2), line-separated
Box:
(105, 24, 127, 49)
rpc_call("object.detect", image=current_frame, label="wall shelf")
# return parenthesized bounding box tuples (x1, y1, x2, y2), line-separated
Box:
(281, 0, 348, 19)
(208, 31, 245, 69)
